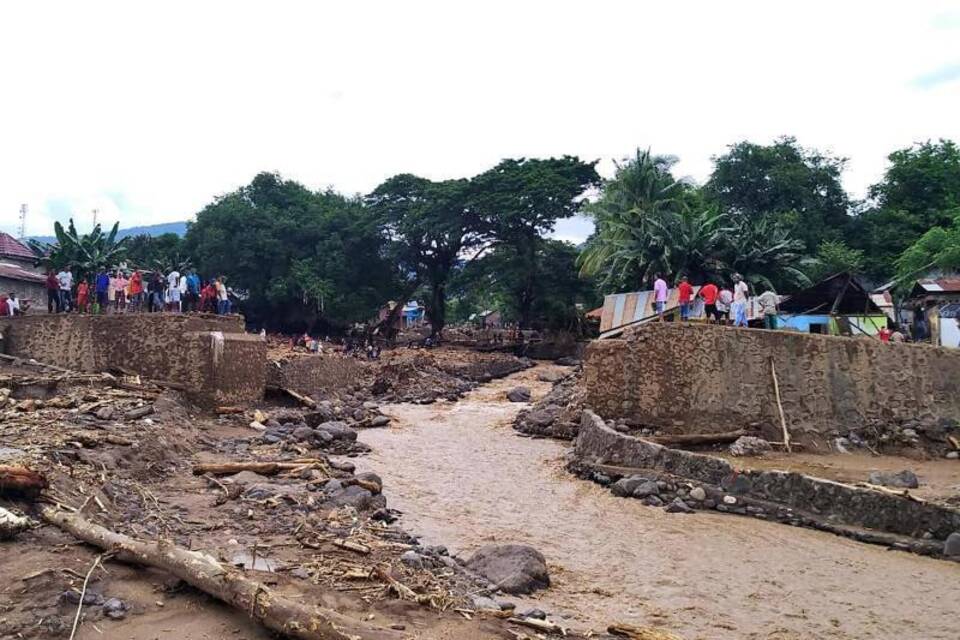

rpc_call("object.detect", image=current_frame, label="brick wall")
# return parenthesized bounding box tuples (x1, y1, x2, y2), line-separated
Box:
(584, 323, 960, 445)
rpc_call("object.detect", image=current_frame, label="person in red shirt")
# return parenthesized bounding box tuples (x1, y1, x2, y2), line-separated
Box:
(0, 294, 9, 317)
(698, 281, 719, 323)
(129, 270, 144, 312)
(879, 325, 892, 343)
(45, 271, 61, 313)
(677, 276, 693, 321)
(76, 280, 90, 313)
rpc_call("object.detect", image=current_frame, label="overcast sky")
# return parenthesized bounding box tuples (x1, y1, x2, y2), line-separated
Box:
(0, 1, 958, 243)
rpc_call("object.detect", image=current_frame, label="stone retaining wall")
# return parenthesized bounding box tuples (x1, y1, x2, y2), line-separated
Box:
(585, 323, 960, 446)
(0, 314, 265, 406)
(574, 411, 960, 549)
(268, 354, 366, 399)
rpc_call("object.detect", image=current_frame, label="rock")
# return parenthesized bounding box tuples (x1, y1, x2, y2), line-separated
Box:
(729, 436, 772, 457)
(901, 428, 919, 439)
(470, 595, 501, 611)
(370, 415, 391, 427)
(60, 590, 104, 606)
(688, 486, 707, 502)
(519, 608, 547, 620)
(610, 475, 648, 497)
(94, 406, 116, 421)
(665, 498, 694, 514)
(868, 470, 919, 489)
(326, 485, 386, 510)
(464, 544, 550, 595)
(506, 387, 532, 403)
(363, 401, 379, 410)
(495, 599, 516, 611)
(944, 532, 960, 557)
(554, 356, 580, 366)
(525, 406, 561, 427)
(641, 495, 663, 507)
(631, 480, 660, 499)
(315, 421, 358, 442)
(400, 550, 424, 569)
(355, 471, 383, 494)
(225, 471, 270, 485)
(290, 567, 311, 580)
(370, 508, 398, 523)
(536, 370, 565, 383)
(329, 459, 356, 473)
(102, 597, 128, 620)
(291, 425, 314, 442)
(947, 451, 959, 460)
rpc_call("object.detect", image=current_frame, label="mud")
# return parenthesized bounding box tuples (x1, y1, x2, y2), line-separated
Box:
(362, 364, 960, 639)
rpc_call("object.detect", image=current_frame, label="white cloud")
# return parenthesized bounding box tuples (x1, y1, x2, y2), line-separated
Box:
(0, 0, 958, 243)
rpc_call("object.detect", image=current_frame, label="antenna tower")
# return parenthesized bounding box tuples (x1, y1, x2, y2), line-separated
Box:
(18, 204, 27, 239)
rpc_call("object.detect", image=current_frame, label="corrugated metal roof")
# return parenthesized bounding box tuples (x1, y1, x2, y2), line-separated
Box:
(0, 233, 35, 261)
(917, 278, 960, 293)
(0, 261, 46, 283)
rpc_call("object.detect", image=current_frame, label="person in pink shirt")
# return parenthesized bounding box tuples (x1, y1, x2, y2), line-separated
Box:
(653, 273, 668, 320)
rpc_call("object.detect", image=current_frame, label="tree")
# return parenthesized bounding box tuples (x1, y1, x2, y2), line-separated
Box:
(470, 156, 600, 327)
(726, 214, 811, 291)
(894, 211, 960, 285)
(124, 233, 191, 273)
(185, 172, 396, 331)
(366, 174, 478, 338)
(853, 139, 960, 280)
(808, 240, 865, 282)
(705, 137, 851, 252)
(28, 219, 129, 281)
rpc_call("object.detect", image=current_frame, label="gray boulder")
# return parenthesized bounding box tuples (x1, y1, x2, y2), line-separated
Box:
(632, 480, 660, 498)
(868, 469, 919, 489)
(464, 544, 550, 595)
(536, 370, 565, 383)
(315, 421, 358, 442)
(610, 475, 648, 497)
(729, 436, 772, 457)
(944, 532, 960, 557)
(326, 485, 386, 511)
(665, 498, 695, 514)
(291, 425, 314, 442)
(506, 387, 532, 402)
(688, 486, 707, 502)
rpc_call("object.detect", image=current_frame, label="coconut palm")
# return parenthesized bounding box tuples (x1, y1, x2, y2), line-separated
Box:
(725, 214, 811, 291)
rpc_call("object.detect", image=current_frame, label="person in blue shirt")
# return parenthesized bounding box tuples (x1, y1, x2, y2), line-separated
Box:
(186, 270, 201, 312)
(95, 271, 110, 314)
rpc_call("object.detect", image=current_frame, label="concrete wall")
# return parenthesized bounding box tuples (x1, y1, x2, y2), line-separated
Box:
(0, 314, 265, 406)
(585, 323, 960, 445)
(268, 354, 365, 399)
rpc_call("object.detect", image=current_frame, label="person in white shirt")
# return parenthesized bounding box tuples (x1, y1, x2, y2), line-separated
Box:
(6, 292, 19, 316)
(56, 269, 73, 312)
(731, 274, 750, 327)
(166, 270, 181, 312)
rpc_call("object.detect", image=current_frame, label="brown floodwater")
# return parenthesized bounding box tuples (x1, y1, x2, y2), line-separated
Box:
(360, 365, 960, 640)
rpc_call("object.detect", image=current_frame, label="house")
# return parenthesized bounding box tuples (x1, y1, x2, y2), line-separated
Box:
(401, 301, 426, 328)
(934, 303, 960, 349)
(775, 273, 887, 336)
(0, 232, 39, 273)
(478, 310, 502, 329)
(0, 261, 46, 313)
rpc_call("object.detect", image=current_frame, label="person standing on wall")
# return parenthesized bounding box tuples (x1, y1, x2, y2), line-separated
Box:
(166, 268, 181, 312)
(114, 270, 129, 313)
(95, 270, 110, 314)
(717, 283, 733, 325)
(56, 267, 73, 313)
(756, 287, 779, 330)
(653, 273, 668, 321)
(215, 277, 229, 315)
(45, 270, 60, 313)
(698, 280, 719, 324)
(128, 269, 143, 312)
(6, 292, 20, 316)
(731, 273, 750, 327)
(186, 269, 201, 312)
(76, 279, 89, 314)
(677, 276, 693, 321)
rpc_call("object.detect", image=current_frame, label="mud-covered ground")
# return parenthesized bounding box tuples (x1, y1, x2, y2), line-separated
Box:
(0, 351, 564, 640)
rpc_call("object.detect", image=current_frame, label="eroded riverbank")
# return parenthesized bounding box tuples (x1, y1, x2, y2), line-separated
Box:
(361, 364, 960, 640)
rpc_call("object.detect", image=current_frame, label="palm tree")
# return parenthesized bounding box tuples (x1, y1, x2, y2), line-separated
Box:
(28, 219, 130, 280)
(725, 215, 811, 291)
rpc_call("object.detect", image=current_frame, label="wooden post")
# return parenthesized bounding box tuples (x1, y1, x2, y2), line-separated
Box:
(770, 358, 791, 453)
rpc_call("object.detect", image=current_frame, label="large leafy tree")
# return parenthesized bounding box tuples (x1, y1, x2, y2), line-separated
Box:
(124, 232, 191, 273)
(894, 211, 960, 285)
(470, 156, 600, 327)
(705, 137, 851, 252)
(185, 172, 396, 331)
(853, 140, 960, 280)
(366, 174, 479, 337)
(28, 219, 129, 281)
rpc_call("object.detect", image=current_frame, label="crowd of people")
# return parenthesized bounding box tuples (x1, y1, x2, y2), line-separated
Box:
(652, 272, 767, 327)
(41, 267, 234, 316)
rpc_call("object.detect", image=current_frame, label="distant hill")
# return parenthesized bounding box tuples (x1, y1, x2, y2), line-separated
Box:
(29, 221, 188, 245)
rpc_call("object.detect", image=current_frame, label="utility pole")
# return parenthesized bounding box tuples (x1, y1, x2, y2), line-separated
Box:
(18, 204, 27, 239)
(92, 208, 99, 229)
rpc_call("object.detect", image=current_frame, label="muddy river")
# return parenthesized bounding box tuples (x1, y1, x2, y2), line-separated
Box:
(360, 365, 960, 640)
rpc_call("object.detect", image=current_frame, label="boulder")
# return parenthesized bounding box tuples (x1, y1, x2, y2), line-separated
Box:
(665, 498, 695, 514)
(355, 471, 383, 494)
(610, 475, 648, 497)
(370, 415, 391, 427)
(688, 486, 707, 502)
(291, 425, 314, 442)
(315, 421, 358, 442)
(506, 387, 532, 403)
(464, 544, 550, 595)
(631, 480, 660, 499)
(102, 597, 128, 620)
(868, 470, 919, 489)
(729, 436, 772, 457)
(944, 532, 960, 557)
(326, 485, 386, 510)
(554, 356, 580, 366)
(536, 370, 565, 383)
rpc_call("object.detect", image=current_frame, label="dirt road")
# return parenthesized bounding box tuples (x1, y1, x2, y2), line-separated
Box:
(361, 364, 960, 640)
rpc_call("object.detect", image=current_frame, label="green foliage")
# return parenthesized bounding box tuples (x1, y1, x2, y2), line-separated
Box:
(185, 172, 396, 330)
(28, 219, 129, 280)
(580, 149, 810, 293)
(894, 211, 960, 285)
(853, 140, 960, 280)
(124, 233, 191, 273)
(808, 240, 865, 281)
(705, 137, 851, 252)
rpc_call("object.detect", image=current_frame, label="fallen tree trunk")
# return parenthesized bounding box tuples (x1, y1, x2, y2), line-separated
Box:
(647, 430, 749, 447)
(0, 465, 48, 499)
(40, 507, 402, 640)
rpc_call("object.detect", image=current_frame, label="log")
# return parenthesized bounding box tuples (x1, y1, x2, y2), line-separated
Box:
(40, 507, 403, 640)
(282, 388, 317, 409)
(0, 465, 48, 499)
(648, 429, 749, 447)
(215, 406, 245, 415)
(770, 358, 791, 453)
(608, 623, 683, 640)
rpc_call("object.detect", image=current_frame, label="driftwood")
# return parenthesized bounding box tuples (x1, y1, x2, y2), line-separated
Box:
(215, 406, 245, 415)
(608, 623, 684, 640)
(769, 358, 792, 453)
(40, 507, 403, 640)
(507, 616, 566, 634)
(648, 429, 749, 447)
(0, 465, 48, 499)
(124, 405, 155, 420)
(192, 459, 327, 477)
(281, 387, 317, 409)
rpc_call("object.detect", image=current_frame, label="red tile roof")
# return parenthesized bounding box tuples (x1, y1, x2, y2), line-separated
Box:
(0, 232, 35, 261)
(0, 261, 45, 283)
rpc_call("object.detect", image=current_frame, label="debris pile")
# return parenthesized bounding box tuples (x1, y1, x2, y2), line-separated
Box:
(513, 367, 585, 439)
